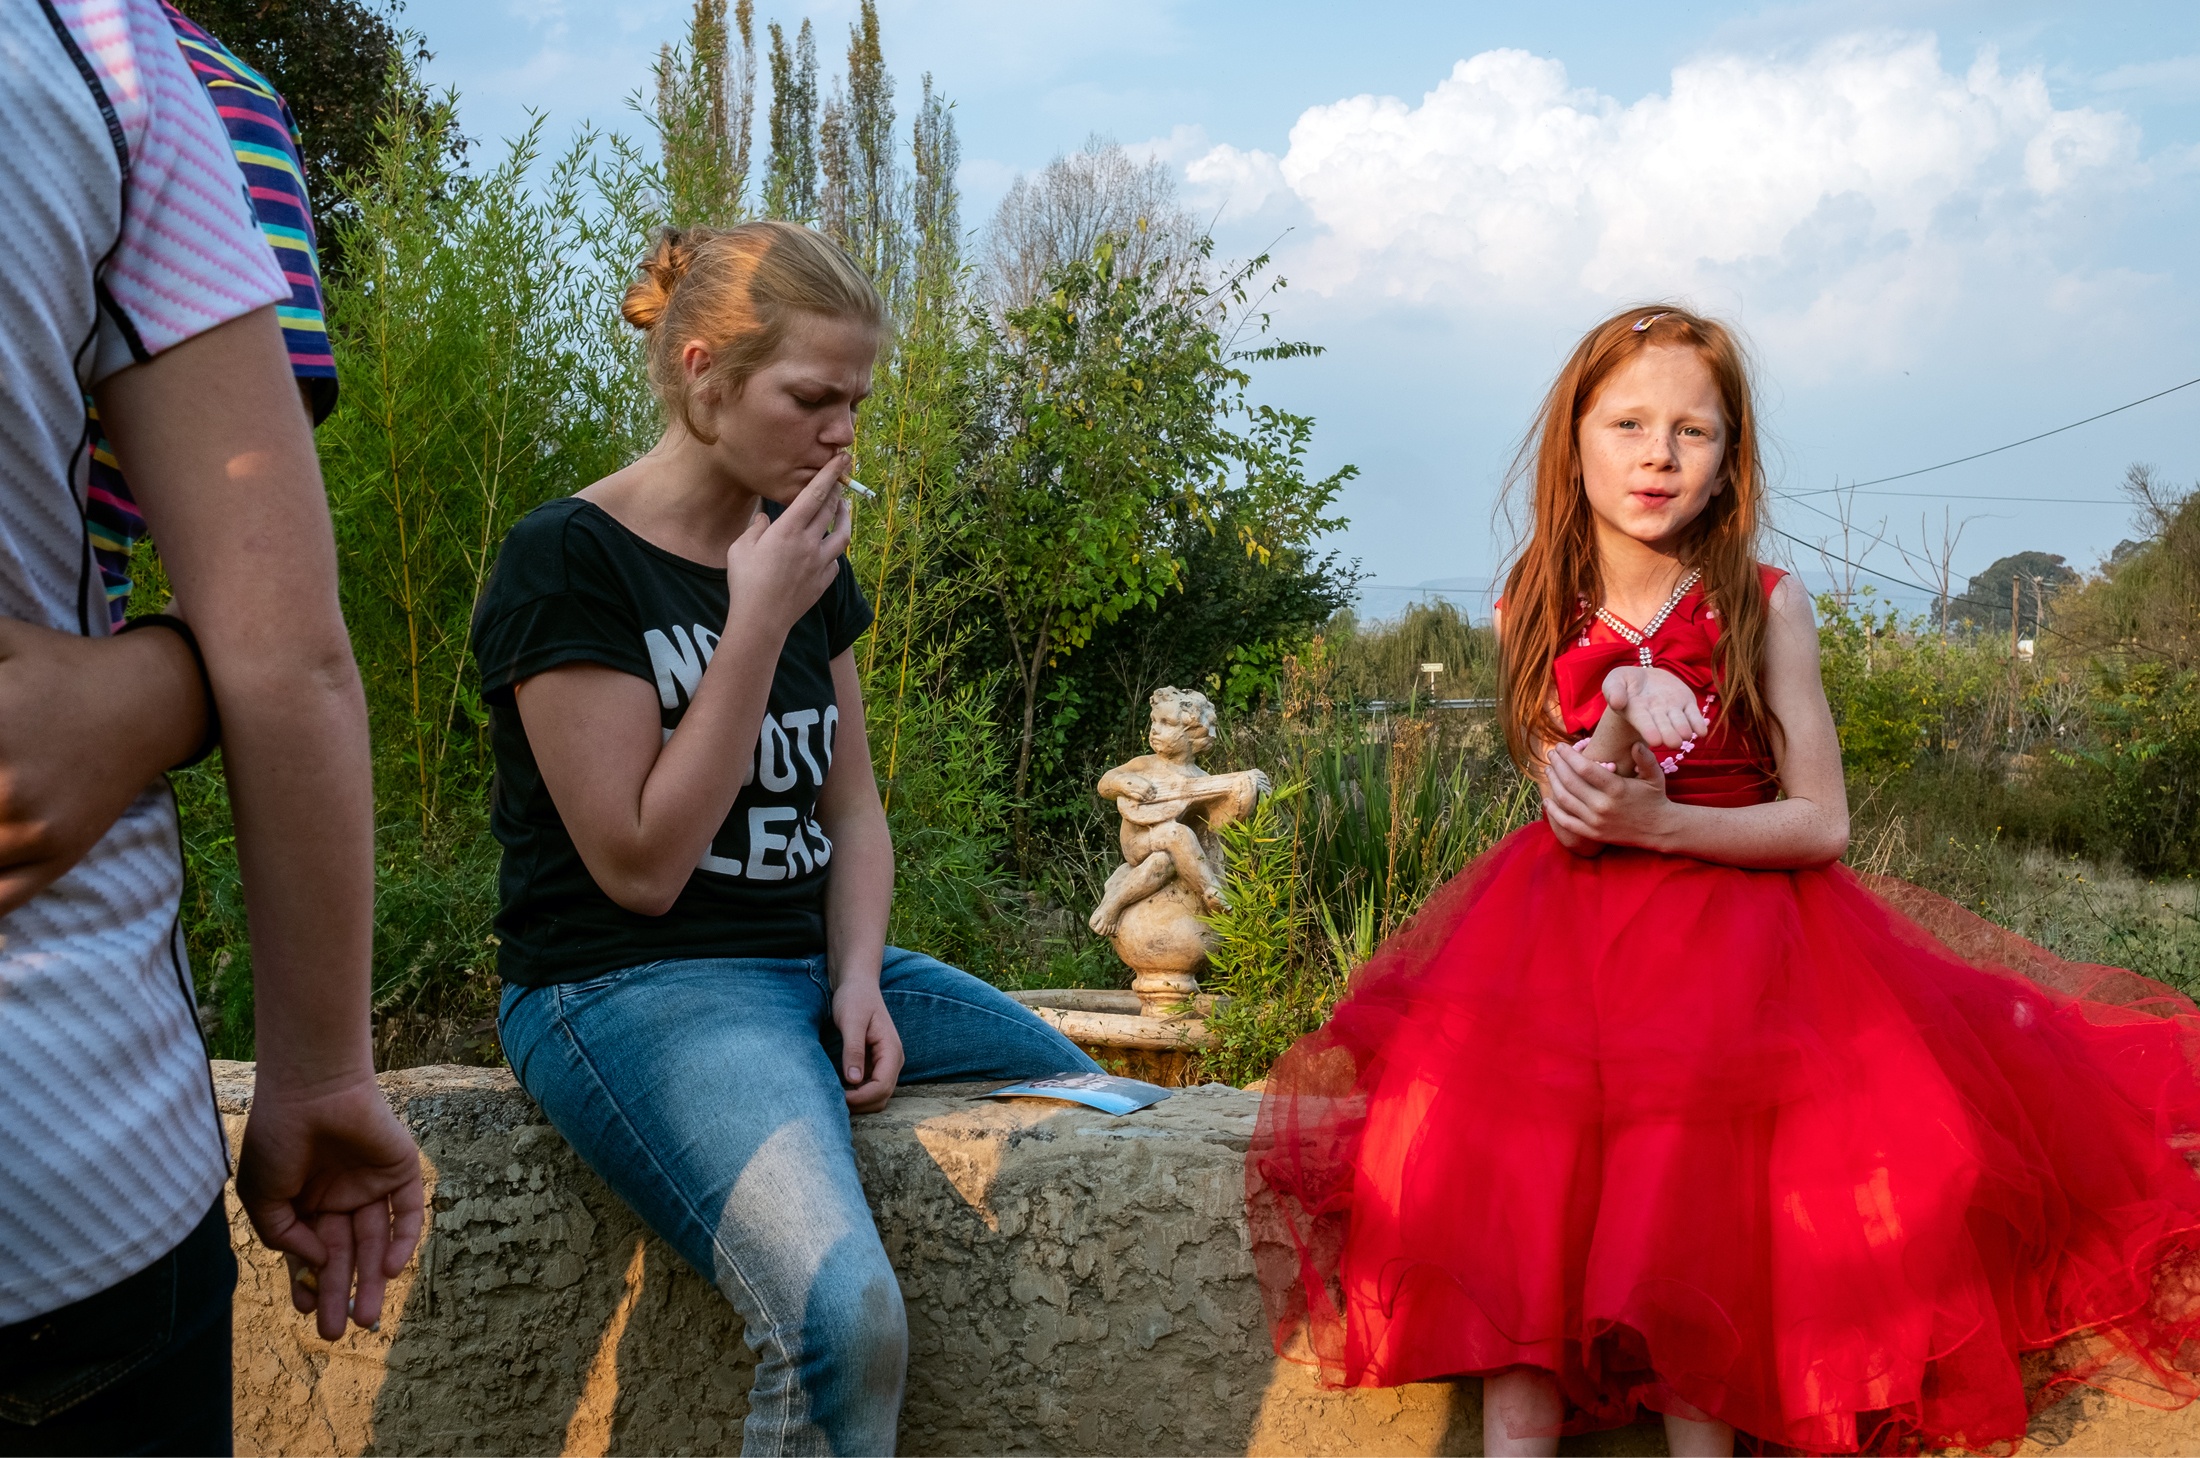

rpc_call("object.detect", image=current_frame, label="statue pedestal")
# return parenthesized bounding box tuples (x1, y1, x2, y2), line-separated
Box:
(1111, 881, 1213, 1019)
(1020, 880, 1220, 1084)
(1008, 988, 1218, 1088)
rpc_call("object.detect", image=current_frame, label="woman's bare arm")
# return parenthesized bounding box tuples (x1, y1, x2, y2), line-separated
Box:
(517, 470, 851, 916)
(812, 652, 903, 1112)
(1541, 576, 1850, 868)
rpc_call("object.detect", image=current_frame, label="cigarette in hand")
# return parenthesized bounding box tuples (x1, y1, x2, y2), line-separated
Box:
(841, 476, 877, 502)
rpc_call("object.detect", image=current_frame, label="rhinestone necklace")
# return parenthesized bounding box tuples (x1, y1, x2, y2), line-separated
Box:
(1594, 568, 1701, 668)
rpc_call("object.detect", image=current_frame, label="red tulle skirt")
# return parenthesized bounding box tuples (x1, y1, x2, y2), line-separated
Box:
(1248, 822, 2200, 1454)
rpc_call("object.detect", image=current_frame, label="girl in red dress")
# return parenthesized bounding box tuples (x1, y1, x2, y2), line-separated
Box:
(1248, 306, 2200, 1456)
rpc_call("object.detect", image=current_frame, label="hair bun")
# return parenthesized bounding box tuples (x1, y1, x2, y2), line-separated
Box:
(621, 227, 706, 331)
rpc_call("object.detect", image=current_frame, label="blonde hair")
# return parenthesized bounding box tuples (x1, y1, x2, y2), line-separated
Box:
(620, 221, 884, 443)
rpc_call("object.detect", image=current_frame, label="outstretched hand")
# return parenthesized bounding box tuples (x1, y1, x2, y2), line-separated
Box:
(1542, 741, 1677, 852)
(725, 452, 854, 640)
(1602, 665, 1706, 755)
(236, 1072, 424, 1340)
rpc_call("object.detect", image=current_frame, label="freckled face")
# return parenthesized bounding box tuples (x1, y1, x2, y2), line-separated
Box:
(685, 312, 879, 503)
(1576, 345, 1728, 552)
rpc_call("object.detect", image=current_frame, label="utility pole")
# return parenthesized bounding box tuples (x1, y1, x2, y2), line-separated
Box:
(2007, 574, 2020, 740)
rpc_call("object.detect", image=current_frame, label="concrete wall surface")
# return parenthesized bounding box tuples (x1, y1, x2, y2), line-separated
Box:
(215, 1062, 2200, 1456)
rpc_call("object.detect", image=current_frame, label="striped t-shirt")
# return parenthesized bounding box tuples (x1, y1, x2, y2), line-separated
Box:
(84, 1, 336, 627)
(0, 0, 288, 1323)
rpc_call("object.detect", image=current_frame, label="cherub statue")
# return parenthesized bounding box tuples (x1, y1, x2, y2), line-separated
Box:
(1089, 687, 1271, 937)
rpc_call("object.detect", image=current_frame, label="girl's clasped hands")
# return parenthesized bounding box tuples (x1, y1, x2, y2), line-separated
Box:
(1542, 664, 1707, 854)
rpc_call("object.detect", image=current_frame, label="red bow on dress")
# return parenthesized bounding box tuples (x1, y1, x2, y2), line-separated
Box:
(1555, 628, 1721, 736)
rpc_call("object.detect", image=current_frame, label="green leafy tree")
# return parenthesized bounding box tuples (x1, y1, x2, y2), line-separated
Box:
(818, 0, 905, 300)
(1031, 414, 1356, 821)
(1315, 600, 1489, 709)
(2083, 661, 2200, 874)
(2062, 466, 2200, 668)
(2058, 467, 2200, 870)
(957, 240, 1241, 816)
(168, 55, 660, 1058)
(170, 0, 426, 274)
(954, 244, 1355, 839)
(1957, 550, 2079, 635)
(910, 75, 960, 300)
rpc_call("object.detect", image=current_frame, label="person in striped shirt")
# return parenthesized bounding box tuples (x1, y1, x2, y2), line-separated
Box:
(85, 1, 339, 629)
(0, 3, 419, 1452)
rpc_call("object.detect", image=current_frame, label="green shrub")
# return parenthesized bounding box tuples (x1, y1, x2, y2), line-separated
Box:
(1199, 711, 1533, 1084)
(2079, 662, 2200, 875)
(1203, 785, 1329, 1087)
(173, 61, 659, 1062)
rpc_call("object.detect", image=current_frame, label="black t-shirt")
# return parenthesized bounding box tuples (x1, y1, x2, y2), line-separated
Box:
(470, 496, 872, 985)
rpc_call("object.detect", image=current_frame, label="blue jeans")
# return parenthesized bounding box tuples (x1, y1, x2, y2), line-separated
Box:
(498, 948, 1098, 1456)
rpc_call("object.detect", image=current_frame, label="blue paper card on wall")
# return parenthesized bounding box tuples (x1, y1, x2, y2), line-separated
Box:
(989, 1073, 1172, 1116)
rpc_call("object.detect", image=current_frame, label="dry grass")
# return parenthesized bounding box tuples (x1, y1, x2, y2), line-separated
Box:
(1851, 782, 2200, 995)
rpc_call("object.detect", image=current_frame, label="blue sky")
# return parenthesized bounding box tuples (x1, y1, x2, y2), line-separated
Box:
(418, 1, 2200, 617)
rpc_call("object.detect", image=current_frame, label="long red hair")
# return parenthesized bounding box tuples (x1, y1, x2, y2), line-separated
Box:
(1497, 304, 1773, 769)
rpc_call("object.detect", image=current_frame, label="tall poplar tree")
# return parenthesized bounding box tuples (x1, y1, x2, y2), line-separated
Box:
(762, 18, 818, 221)
(910, 74, 960, 298)
(653, 0, 756, 225)
(818, 0, 904, 297)
(817, 83, 852, 256)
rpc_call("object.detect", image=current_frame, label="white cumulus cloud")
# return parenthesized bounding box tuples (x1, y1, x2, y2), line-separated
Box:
(1192, 34, 2141, 352)
(1183, 140, 1291, 222)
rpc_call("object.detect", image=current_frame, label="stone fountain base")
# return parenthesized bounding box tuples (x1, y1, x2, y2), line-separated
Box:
(1008, 988, 1220, 1087)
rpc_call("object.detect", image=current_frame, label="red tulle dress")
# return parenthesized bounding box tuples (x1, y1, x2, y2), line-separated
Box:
(1248, 570, 2200, 1454)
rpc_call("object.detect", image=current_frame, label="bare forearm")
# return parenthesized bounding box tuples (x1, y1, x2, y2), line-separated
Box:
(824, 806, 892, 987)
(628, 632, 783, 880)
(1579, 708, 1639, 774)
(1644, 797, 1848, 869)
(94, 307, 378, 1083)
(222, 642, 377, 1084)
(533, 629, 789, 912)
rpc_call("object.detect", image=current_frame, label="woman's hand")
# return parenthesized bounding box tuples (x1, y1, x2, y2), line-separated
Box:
(832, 976, 905, 1114)
(1602, 665, 1705, 751)
(1542, 741, 1678, 851)
(724, 451, 854, 640)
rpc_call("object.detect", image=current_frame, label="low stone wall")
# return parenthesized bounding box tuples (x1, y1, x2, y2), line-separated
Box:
(216, 1062, 2199, 1456)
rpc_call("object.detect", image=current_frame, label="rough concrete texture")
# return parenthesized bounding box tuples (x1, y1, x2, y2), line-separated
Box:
(215, 1062, 2198, 1456)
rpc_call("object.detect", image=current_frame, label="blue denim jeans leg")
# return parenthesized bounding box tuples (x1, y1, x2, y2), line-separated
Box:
(498, 947, 1098, 1457)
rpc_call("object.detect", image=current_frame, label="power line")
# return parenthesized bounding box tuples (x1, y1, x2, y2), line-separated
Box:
(1774, 487, 2080, 580)
(1765, 524, 2132, 656)
(1824, 372, 2200, 491)
(1777, 487, 2122, 505)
